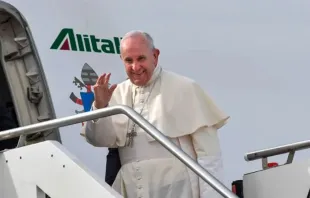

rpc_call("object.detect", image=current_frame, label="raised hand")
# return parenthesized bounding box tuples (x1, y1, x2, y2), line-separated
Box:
(93, 73, 117, 109)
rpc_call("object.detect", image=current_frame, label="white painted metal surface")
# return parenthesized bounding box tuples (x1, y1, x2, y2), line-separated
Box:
(0, 140, 123, 198)
(0, 1, 308, 197)
(243, 159, 310, 198)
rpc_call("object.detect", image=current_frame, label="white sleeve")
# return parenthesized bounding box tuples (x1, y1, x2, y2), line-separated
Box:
(191, 126, 225, 198)
(84, 104, 118, 148)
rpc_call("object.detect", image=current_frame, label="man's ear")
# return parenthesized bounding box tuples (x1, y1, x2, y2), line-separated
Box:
(154, 48, 160, 59)
(153, 48, 160, 65)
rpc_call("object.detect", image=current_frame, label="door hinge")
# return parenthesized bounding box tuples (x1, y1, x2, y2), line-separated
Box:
(27, 86, 42, 104)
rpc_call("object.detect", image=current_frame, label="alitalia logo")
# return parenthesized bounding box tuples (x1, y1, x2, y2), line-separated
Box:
(50, 28, 122, 54)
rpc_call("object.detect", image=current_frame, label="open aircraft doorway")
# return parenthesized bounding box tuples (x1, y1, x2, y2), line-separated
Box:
(0, 1, 61, 151)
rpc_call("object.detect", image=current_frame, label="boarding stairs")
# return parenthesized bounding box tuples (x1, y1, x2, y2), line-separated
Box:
(0, 105, 237, 198)
(232, 137, 310, 198)
(2, 105, 308, 198)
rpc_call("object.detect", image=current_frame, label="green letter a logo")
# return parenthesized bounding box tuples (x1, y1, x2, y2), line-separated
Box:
(50, 28, 77, 51)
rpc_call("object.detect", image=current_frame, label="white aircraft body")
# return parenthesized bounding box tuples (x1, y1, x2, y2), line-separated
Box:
(0, 0, 309, 197)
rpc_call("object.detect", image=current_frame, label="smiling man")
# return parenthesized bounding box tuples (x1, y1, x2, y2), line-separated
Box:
(84, 30, 230, 198)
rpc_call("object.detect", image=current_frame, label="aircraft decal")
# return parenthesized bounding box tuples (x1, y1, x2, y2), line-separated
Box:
(50, 28, 122, 54)
(70, 63, 100, 125)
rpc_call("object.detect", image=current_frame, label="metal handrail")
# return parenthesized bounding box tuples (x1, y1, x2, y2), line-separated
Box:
(0, 105, 237, 198)
(245, 139, 310, 161)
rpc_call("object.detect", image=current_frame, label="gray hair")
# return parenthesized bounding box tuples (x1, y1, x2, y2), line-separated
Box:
(120, 30, 155, 50)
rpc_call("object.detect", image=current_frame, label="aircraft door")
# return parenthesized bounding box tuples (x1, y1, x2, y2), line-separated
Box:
(0, 5, 61, 149)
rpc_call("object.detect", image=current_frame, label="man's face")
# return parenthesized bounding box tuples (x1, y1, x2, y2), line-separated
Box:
(120, 36, 160, 86)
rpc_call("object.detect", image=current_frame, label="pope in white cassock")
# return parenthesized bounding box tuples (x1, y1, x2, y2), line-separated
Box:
(84, 30, 230, 198)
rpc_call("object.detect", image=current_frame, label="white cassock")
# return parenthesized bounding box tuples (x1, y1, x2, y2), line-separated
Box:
(83, 65, 230, 198)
